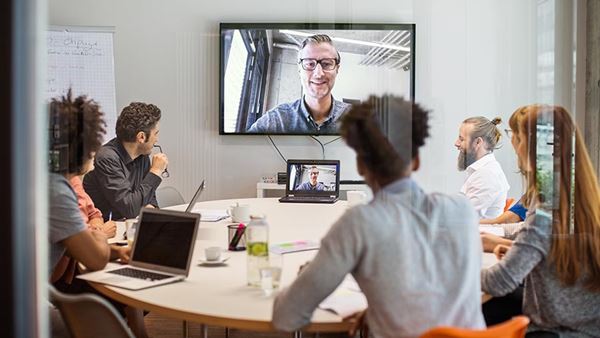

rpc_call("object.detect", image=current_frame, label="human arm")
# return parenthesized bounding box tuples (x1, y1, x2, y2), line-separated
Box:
(61, 229, 110, 271)
(272, 211, 363, 331)
(479, 210, 521, 224)
(480, 233, 513, 252)
(480, 214, 550, 297)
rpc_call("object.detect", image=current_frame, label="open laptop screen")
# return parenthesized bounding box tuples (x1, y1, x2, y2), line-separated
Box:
(132, 210, 199, 271)
(286, 159, 340, 196)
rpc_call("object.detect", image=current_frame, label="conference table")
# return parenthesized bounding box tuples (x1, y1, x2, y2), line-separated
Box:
(89, 198, 498, 337)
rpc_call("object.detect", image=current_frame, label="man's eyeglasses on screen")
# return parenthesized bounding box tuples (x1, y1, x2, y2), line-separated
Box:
(298, 58, 339, 71)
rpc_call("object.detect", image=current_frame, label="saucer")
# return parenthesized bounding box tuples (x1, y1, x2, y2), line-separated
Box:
(198, 255, 230, 265)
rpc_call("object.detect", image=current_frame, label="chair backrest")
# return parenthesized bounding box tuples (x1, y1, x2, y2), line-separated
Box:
(156, 185, 185, 208)
(420, 316, 530, 338)
(504, 198, 516, 212)
(48, 285, 135, 338)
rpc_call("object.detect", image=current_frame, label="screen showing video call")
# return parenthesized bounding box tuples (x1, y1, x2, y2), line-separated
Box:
(220, 23, 415, 135)
(288, 164, 338, 192)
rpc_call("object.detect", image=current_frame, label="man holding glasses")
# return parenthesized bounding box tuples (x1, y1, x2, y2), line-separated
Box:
(248, 34, 351, 134)
(84, 102, 169, 221)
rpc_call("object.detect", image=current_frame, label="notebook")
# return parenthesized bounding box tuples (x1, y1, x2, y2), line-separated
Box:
(279, 159, 340, 204)
(77, 208, 200, 290)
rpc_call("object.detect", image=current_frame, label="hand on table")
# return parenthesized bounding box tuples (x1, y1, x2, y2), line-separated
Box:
(494, 244, 511, 260)
(112, 245, 132, 263)
(347, 309, 368, 337)
(480, 232, 505, 252)
(100, 220, 117, 238)
(298, 261, 311, 275)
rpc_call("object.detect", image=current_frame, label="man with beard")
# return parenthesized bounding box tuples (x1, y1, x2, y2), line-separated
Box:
(454, 116, 510, 219)
(247, 34, 351, 134)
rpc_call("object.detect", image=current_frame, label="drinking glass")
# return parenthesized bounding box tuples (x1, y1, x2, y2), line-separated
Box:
(259, 254, 283, 296)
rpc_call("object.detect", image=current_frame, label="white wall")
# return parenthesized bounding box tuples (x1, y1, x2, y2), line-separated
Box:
(49, 0, 574, 203)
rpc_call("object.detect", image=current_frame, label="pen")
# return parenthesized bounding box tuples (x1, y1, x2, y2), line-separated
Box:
(108, 211, 112, 221)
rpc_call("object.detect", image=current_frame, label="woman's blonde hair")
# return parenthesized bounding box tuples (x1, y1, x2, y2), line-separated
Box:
(509, 104, 600, 291)
(463, 116, 502, 150)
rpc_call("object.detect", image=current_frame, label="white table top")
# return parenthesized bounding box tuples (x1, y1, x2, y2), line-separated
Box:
(90, 198, 497, 332)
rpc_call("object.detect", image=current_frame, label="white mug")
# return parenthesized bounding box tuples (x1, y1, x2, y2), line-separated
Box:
(347, 190, 368, 207)
(227, 203, 251, 223)
(204, 246, 221, 261)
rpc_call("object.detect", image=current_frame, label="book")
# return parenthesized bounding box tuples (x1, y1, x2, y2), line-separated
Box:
(318, 276, 367, 318)
(190, 208, 229, 222)
(269, 240, 320, 255)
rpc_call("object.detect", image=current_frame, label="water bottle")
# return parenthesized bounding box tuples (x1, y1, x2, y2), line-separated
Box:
(246, 214, 269, 287)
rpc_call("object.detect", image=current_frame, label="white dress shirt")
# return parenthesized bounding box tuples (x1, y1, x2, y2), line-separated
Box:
(460, 153, 510, 219)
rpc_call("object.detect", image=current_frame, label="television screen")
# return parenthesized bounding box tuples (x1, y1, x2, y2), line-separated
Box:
(219, 23, 415, 135)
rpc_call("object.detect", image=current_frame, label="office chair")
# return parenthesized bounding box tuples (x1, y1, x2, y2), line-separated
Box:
(504, 198, 516, 212)
(48, 285, 135, 338)
(420, 315, 530, 338)
(156, 185, 185, 208)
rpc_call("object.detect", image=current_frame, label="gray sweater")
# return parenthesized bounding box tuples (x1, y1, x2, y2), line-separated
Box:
(272, 178, 485, 337)
(481, 209, 600, 337)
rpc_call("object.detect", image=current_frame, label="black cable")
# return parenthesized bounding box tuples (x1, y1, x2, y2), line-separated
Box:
(309, 136, 325, 159)
(267, 135, 287, 164)
(324, 137, 341, 145)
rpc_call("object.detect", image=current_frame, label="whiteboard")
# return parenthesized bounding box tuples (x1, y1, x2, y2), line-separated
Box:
(47, 26, 117, 142)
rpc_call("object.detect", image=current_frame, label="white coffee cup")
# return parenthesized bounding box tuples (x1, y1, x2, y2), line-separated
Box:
(347, 190, 368, 207)
(227, 203, 251, 223)
(204, 246, 221, 261)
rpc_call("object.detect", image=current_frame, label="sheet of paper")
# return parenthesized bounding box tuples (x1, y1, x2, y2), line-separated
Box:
(479, 225, 505, 237)
(107, 221, 127, 244)
(191, 208, 229, 222)
(318, 275, 367, 318)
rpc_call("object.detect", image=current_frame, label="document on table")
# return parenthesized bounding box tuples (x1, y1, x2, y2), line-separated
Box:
(190, 208, 229, 222)
(107, 221, 127, 245)
(479, 225, 505, 237)
(318, 275, 367, 318)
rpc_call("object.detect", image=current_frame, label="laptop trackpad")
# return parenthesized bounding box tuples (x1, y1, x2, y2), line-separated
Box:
(99, 276, 131, 284)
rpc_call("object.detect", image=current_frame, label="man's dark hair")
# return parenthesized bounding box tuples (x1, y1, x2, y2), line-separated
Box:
(340, 95, 430, 183)
(48, 89, 106, 174)
(299, 34, 341, 63)
(116, 102, 161, 142)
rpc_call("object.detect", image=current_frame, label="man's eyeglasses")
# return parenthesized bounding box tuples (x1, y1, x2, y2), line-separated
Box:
(152, 144, 170, 178)
(298, 58, 339, 71)
(504, 129, 514, 138)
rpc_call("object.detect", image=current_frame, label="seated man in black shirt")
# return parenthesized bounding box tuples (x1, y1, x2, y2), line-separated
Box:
(84, 102, 168, 220)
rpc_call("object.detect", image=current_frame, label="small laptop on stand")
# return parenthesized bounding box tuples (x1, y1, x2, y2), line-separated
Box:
(279, 159, 340, 204)
(78, 208, 200, 290)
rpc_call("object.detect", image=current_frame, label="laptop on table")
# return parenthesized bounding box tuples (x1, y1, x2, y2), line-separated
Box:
(78, 208, 200, 290)
(185, 180, 205, 213)
(279, 159, 340, 204)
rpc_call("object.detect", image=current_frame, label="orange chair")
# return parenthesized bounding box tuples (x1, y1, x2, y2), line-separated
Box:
(504, 198, 516, 212)
(420, 316, 530, 338)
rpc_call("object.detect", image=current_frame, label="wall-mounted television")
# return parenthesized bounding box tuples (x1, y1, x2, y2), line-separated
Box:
(219, 23, 415, 135)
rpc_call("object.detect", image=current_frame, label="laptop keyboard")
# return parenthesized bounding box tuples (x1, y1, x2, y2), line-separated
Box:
(281, 196, 335, 202)
(108, 267, 172, 281)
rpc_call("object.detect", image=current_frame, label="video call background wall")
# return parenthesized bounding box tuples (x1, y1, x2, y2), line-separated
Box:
(49, 0, 581, 202)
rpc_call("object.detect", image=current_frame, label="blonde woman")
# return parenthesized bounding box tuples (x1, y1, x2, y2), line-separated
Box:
(481, 105, 600, 337)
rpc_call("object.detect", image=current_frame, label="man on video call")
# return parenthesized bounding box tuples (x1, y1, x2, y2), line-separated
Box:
(296, 166, 326, 191)
(247, 34, 351, 134)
